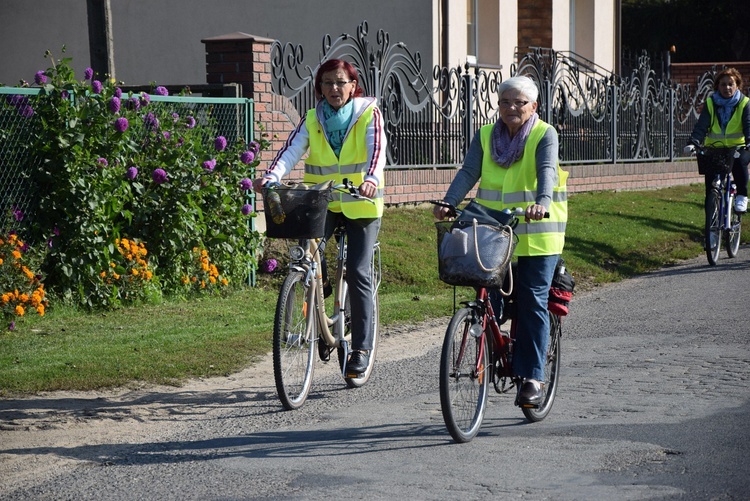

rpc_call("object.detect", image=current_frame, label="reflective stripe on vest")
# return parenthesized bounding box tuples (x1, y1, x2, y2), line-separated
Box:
(476, 120, 568, 256)
(706, 96, 749, 147)
(304, 106, 384, 218)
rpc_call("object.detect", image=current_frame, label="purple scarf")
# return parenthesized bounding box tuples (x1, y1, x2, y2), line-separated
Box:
(490, 113, 539, 167)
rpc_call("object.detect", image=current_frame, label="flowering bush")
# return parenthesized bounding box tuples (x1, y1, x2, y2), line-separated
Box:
(7, 50, 268, 309)
(0, 232, 47, 329)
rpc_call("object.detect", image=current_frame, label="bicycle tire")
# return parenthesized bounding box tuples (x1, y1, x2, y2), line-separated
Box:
(705, 187, 722, 266)
(726, 203, 741, 258)
(439, 307, 489, 443)
(522, 313, 561, 422)
(273, 270, 316, 410)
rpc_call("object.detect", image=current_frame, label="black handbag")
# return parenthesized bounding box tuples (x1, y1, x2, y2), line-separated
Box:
(452, 200, 516, 230)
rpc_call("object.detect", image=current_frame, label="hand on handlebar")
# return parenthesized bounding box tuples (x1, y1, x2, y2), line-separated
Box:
(524, 204, 548, 222)
(253, 177, 275, 194)
(431, 201, 457, 221)
(358, 180, 377, 199)
(683, 144, 696, 155)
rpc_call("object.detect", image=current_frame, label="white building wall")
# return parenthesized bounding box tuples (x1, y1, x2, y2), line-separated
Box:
(498, 0, 519, 70)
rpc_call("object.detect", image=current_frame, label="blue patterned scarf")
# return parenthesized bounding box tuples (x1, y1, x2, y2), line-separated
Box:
(712, 90, 741, 132)
(320, 100, 354, 157)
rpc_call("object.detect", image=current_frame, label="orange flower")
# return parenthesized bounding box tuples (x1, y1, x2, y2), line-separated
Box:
(14, 305, 25, 316)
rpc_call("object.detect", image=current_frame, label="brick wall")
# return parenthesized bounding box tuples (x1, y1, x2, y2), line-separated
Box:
(670, 62, 750, 92)
(518, 0, 552, 49)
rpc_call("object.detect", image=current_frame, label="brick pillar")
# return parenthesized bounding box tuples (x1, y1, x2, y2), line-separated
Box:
(202, 31, 274, 101)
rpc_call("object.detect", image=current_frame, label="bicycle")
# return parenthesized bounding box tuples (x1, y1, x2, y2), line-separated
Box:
(432, 202, 565, 443)
(263, 180, 381, 410)
(691, 144, 745, 266)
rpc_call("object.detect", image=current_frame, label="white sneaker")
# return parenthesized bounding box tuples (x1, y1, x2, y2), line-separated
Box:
(735, 195, 748, 213)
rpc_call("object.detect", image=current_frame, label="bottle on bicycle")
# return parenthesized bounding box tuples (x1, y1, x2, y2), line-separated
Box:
(253, 57, 387, 393)
(433, 75, 568, 409)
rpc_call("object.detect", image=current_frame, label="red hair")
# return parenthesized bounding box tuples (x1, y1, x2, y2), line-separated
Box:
(314, 59, 365, 99)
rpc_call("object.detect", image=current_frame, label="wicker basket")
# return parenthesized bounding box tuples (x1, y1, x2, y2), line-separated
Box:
(263, 185, 331, 239)
(697, 148, 735, 175)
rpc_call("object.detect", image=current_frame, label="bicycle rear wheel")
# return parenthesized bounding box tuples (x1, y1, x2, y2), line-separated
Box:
(705, 187, 722, 266)
(522, 313, 561, 422)
(726, 203, 741, 258)
(339, 292, 379, 387)
(273, 270, 316, 410)
(439, 307, 489, 443)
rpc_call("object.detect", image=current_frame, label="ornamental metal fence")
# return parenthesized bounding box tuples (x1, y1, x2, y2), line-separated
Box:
(0, 88, 254, 238)
(270, 21, 736, 169)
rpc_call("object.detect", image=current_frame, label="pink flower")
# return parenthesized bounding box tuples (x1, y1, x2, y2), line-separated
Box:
(240, 150, 255, 164)
(261, 258, 278, 273)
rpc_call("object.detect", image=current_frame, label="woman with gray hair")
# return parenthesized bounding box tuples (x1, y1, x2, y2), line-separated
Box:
(433, 75, 569, 407)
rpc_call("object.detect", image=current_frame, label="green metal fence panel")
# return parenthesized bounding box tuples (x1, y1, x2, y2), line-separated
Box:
(0, 88, 43, 236)
(0, 88, 257, 283)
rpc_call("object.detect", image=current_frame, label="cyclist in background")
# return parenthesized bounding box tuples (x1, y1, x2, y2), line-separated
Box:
(685, 67, 750, 213)
(433, 75, 568, 406)
(253, 59, 387, 375)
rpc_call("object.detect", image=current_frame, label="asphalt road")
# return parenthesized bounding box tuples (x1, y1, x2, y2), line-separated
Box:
(2, 247, 749, 500)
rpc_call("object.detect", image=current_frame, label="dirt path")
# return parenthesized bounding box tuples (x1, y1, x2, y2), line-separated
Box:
(0, 318, 449, 492)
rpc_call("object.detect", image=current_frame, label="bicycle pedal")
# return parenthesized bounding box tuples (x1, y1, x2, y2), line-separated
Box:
(345, 370, 365, 378)
(317, 342, 333, 362)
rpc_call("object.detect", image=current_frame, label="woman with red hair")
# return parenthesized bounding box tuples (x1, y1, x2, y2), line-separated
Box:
(254, 59, 386, 376)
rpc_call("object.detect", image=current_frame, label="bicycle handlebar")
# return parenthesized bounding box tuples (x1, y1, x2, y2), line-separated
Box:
(430, 200, 550, 220)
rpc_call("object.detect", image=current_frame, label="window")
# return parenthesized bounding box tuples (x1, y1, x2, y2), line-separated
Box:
(467, 0, 478, 65)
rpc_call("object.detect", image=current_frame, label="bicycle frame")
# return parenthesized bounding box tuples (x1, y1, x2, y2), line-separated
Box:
(291, 229, 382, 358)
(711, 172, 735, 231)
(464, 288, 515, 388)
(291, 232, 349, 352)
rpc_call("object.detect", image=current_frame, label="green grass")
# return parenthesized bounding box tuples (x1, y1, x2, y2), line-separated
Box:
(1, 184, 746, 395)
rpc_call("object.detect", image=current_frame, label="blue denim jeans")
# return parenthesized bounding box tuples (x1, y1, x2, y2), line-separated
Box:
(492, 254, 559, 381)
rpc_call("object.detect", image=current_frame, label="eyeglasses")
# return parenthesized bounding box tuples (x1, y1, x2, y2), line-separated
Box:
(321, 80, 354, 89)
(500, 100, 530, 109)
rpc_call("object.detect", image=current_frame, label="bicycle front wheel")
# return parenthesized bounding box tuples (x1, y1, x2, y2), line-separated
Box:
(726, 203, 741, 258)
(705, 187, 722, 266)
(273, 271, 316, 410)
(439, 307, 489, 443)
(522, 313, 561, 423)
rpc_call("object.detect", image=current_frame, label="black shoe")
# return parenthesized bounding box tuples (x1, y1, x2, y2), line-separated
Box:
(516, 380, 544, 407)
(318, 340, 332, 362)
(346, 351, 369, 376)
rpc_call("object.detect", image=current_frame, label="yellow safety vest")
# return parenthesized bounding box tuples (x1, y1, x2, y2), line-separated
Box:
(706, 96, 749, 147)
(304, 105, 384, 219)
(475, 120, 568, 256)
